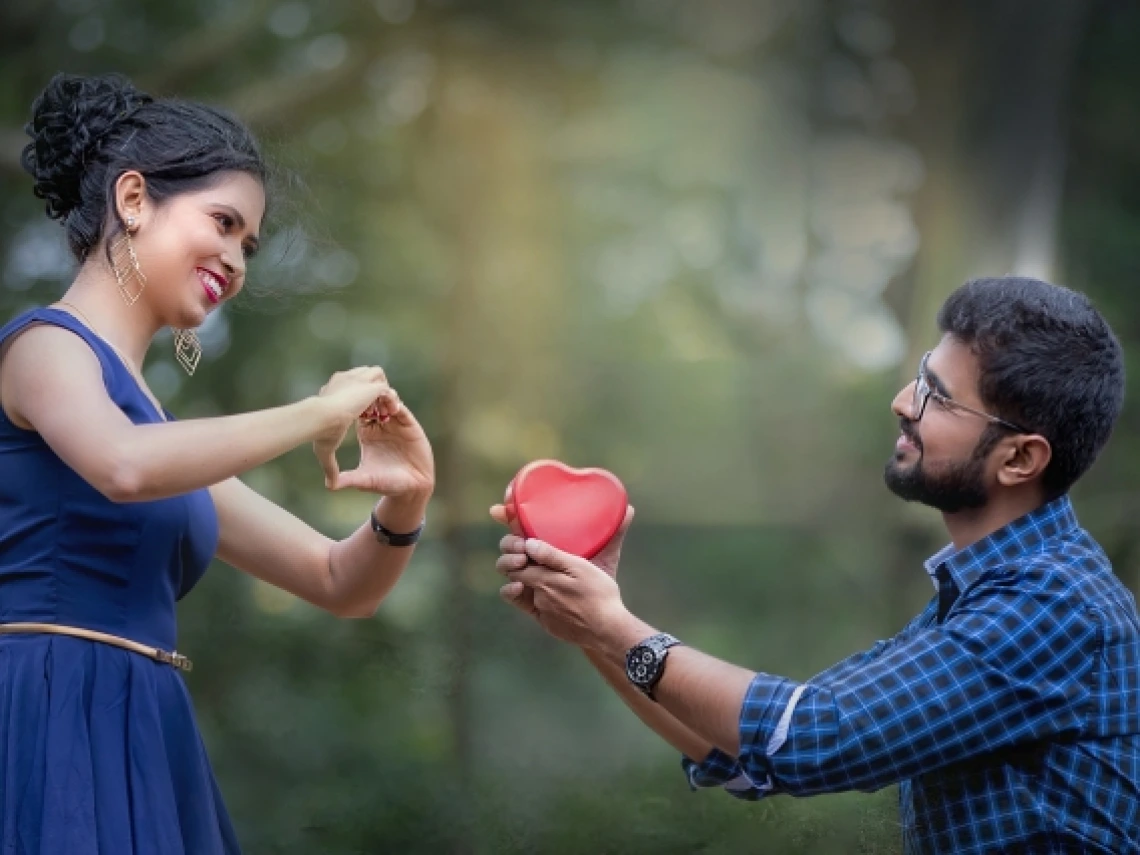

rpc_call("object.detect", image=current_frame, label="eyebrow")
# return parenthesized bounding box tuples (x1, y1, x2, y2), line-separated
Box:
(216, 204, 260, 253)
(924, 363, 953, 398)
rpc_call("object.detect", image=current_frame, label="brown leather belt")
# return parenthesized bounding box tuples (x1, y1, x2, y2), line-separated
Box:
(0, 622, 193, 671)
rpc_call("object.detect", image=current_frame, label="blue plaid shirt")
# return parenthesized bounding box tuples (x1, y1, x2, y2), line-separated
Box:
(683, 497, 1140, 854)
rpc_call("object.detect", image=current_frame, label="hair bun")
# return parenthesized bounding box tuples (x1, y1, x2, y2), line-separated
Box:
(20, 73, 153, 220)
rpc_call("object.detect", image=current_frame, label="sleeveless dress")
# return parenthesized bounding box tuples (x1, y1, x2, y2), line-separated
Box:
(0, 308, 240, 854)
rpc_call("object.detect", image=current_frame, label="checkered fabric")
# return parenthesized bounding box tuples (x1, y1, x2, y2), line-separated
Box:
(683, 496, 1140, 854)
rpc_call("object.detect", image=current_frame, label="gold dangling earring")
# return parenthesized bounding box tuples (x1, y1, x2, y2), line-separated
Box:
(109, 216, 147, 306)
(173, 328, 202, 376)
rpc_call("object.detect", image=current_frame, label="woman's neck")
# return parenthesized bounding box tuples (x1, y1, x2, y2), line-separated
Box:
(59, 261, 161, 369)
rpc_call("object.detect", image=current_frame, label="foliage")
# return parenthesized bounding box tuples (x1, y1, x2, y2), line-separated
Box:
(2, 1, 1136, 852)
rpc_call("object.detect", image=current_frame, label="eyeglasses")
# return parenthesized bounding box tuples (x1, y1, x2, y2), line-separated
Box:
(912, 352, 1029, 433)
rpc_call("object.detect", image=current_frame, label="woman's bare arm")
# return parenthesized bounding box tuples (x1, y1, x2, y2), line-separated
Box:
(211, 476, 431, 617)
(0, 324, 381, 502)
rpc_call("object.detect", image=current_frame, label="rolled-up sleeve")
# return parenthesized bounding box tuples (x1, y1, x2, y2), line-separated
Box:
(679, 625, 918, 799)
(737, 581, 1095, 796)
(680, 677, 802, 800)
(683, 579, 1095, 800)
(681, 748, 756, 794)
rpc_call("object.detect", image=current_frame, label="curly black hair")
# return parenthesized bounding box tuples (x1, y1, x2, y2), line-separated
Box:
(937, 276, 1125, 498)
(21, 72, 268, 264)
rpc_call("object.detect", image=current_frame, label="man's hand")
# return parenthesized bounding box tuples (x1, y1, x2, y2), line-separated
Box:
(490, 502, 634, 628)
(491, 497, 746, 760)
(497, 534, 644, 651)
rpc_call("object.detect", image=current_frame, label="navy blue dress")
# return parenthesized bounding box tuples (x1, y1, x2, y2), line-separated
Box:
(0, 308, 240, 854)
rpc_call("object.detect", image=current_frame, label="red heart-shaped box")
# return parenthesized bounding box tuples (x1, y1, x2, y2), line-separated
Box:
(505, 460, 628, 559)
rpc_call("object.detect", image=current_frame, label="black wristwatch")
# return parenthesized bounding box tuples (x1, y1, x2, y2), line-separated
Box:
(625, 632, 683, 701)
(370, 510, 425, 547)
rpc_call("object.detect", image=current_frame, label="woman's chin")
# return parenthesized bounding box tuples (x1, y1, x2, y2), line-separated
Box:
(176, 304, 209, 329)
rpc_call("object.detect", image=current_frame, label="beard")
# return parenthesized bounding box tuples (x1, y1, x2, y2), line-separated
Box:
(883, 422, 997, 513)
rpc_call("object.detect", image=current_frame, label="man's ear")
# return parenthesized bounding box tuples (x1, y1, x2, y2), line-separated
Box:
(996, 433, 1052, 488)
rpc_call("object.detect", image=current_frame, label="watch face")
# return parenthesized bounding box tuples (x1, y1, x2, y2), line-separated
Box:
(628, 646, 659, 686)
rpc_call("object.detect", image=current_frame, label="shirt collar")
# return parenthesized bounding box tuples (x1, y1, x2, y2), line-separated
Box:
(923, 494, 1079, 593)
(923, 544, 957, 590)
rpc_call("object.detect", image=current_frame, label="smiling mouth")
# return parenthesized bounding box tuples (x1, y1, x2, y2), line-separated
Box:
(896, 422, 922, 453)
(197, 268, 226, 303)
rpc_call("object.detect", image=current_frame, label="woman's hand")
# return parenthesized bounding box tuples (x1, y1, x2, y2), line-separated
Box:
(312, 367, 400, 490)
(319, 382, 435, 497)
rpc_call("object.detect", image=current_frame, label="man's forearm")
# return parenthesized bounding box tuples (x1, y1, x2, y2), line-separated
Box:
(580, 646, 716, 761)
(597, 614, 757, 756)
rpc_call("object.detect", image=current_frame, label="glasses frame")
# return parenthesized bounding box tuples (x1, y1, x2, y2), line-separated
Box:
(913, 352, 1029, 434)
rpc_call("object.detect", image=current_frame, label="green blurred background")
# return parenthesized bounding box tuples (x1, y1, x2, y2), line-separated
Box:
(2, 1, 1139, 852)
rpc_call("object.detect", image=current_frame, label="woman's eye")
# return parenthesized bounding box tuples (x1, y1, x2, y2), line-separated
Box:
(213, 213, 233, 229)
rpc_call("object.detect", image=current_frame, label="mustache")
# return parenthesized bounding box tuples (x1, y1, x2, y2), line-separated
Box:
(899, 418, 922, 450)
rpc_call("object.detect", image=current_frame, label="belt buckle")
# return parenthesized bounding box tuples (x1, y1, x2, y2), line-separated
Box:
(155, 648, 194, 672)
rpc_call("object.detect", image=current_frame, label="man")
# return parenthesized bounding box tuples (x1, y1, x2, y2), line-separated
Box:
(492, 277, 1140, 854)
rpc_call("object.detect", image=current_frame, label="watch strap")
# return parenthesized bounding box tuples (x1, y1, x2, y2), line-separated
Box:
(370, 510, 425, 547)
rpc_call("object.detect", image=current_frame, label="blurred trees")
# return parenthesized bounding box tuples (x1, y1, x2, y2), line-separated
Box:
(2, 1, 1137, 852)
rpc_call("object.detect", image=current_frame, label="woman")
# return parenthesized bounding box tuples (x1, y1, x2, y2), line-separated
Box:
(0, 73, 434, 853)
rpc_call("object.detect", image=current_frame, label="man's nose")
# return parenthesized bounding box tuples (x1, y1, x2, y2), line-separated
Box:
(892, 380, 916, 421)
